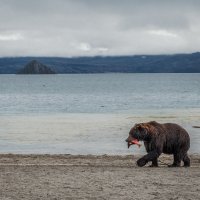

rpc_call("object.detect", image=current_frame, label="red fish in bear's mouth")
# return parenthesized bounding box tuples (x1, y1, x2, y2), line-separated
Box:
(128, 139, 141, 148)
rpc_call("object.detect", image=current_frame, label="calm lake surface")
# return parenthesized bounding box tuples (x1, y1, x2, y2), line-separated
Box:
(0, 73, 200, 154)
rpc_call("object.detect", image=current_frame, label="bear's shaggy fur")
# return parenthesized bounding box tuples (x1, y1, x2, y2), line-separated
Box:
(126, 121, 190, 167)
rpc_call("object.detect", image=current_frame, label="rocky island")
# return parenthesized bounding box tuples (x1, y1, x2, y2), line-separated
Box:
(17, 60, 56, 74)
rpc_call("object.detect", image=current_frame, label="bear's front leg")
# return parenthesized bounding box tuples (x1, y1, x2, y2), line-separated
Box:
(137, 150, 161, 167)
(149, 158, 158, 167)
(137, 157, 148, 167)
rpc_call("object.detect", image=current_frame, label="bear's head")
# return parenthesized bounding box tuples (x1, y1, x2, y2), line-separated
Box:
(125, 123, 154, 148)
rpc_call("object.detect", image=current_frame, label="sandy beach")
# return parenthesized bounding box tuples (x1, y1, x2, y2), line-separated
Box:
(0, 154, 200, 200)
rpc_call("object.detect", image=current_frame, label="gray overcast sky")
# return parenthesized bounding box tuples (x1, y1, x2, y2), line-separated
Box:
(0, 0, 200, 57)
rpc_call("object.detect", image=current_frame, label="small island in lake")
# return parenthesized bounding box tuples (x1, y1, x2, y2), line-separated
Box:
(17, 60, 56, 74)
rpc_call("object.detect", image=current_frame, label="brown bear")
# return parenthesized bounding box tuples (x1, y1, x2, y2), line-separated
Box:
(126, 121, 190, 167)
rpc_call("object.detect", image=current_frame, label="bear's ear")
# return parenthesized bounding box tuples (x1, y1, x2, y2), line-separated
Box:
(134, 123, 138, 127)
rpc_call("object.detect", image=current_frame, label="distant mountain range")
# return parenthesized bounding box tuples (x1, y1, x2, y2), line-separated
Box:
(0, 52, 200, 73)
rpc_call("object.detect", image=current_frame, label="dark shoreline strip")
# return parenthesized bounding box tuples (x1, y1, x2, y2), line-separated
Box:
(192, 126, 200, 128)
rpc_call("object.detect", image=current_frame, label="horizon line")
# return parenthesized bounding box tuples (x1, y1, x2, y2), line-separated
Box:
(0, 51, 200, 59)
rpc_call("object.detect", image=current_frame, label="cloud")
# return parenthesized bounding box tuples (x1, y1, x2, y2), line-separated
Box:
(0, 0, 199, 56)
(147, 30, 178, 38)
(77, 43, 91, 52)
(0, 33, 23, 41)
(97, 47, 108, 53)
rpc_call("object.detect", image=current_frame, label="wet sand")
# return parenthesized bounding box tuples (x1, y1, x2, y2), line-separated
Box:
(0, 154, 200, 200)
(1, 113, 200, 154)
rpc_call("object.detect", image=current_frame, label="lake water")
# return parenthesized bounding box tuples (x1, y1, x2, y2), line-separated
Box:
(0, 73, 200, 154)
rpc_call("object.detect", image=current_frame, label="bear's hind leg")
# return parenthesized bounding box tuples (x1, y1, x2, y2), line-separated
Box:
(168, 153, 181, 167)
(182, 153, 190, 167)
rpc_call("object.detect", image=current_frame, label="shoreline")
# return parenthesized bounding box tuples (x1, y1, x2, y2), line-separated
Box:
(0, 153, 200, 166)
(1, 154, 200, 200)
